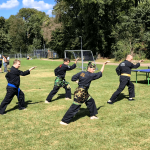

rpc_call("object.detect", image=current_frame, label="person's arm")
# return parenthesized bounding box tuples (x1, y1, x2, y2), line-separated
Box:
(29, 67, 36, 71)
(116, 65, 121, 76)
(74, 58, 79, 64)
(71, 72, 81, 81)
(66, 58, 79, 71)
(131, 60, 143, 68)
(100, 61, 109, 73)
(18, 67, 36, 76)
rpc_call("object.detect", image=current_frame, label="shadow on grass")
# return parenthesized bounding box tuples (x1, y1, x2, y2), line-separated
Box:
(71, 106, 104, 123)
(131, 80, 149, 85)
(5, 100, 43, 113)
(52, 93, 74, 101)
(114, 93, 129, 103)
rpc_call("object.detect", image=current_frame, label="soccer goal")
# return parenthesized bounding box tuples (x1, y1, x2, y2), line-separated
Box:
(64, 50, 97, 71)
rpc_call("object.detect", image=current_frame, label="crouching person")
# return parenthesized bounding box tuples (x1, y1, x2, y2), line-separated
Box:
(0, 59, 36, 115)
(60, 61, 109, 125)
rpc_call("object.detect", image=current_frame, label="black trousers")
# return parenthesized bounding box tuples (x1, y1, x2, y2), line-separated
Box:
(110, 76, 135, 102)
(61, 98, 98, 124)
(0, 87, 25, 114)
(46, 85, 71, 102)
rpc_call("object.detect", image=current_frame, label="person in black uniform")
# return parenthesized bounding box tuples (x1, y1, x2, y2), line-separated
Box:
(0, 59, 36, 115)
(45, 58, 79, 103)
(60, 61, 109, 125)
(107, 55, 143, 104)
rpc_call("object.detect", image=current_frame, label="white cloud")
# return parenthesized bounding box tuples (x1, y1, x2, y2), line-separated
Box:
(0, 0, 19, 9)
(22, 0, 54, 11)
(46, 10, 52, 16)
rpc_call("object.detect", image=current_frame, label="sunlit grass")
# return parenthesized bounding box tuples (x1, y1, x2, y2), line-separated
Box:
(0, 59, 150, 150)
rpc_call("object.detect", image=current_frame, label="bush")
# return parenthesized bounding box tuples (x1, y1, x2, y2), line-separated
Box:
(114, 50, 126, 61)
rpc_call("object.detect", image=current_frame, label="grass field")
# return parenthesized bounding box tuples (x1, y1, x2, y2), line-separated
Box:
(0, 59, 150, 150)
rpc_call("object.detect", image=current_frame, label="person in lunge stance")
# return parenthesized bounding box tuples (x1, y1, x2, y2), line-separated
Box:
(60, 61, 109, 125)
(0, 59, 36, 115)
(45, 58, 79, 103)
(107, 55, 143, 104)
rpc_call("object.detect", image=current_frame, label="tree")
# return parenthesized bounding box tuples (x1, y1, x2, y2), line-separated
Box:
(0, 17, 11, 53)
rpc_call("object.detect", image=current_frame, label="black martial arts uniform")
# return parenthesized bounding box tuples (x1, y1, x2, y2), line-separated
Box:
(61, 70, 102, 124)
(46, 63, 76, 102)
(0, 66, 30, 114)
(109, 60, 140, 103)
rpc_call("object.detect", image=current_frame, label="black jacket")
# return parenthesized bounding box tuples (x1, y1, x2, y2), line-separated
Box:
(5, 66, 30, 88)
(54, 63, 76, 78)
(116, 60, 140, 76)
(72, 71, 102, 90)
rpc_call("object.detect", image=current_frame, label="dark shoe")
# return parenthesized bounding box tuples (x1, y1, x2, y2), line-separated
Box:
(128, 98, 135, 101)
(107, 101, 113, 104)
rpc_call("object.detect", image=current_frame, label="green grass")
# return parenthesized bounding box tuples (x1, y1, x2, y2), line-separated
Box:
(0, 59, 150, 150)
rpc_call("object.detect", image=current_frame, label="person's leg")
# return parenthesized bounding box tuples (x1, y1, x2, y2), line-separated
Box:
(64, 83, 71, 99)
(46, 86, 60, 102)
(0, 87, 16, 114)
(3, 63, 5, 72)
(85, 97, 98, 117)
(108, 76, 128, 103)
(0, 64, 2, 72)
(4, 63, 7, 72)
(18, 90, 26, 110)
(127, 80, 135, 100)
(61, 103, 81, 124)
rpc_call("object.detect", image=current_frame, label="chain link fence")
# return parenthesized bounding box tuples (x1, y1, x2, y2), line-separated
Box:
(1, 49, 59, 59)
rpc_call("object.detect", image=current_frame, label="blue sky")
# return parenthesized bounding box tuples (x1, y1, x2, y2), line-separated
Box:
(0, 0, 56, 19)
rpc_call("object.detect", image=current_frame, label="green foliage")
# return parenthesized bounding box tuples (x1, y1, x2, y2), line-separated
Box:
(1, 0, 150, 61)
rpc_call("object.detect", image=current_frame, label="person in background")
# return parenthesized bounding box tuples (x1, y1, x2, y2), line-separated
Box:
(3, 55, 7, 73)
(7, 56, 10, 69)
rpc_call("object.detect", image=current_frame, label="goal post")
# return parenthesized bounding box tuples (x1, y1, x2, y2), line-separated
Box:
(64, 50, 97, 71)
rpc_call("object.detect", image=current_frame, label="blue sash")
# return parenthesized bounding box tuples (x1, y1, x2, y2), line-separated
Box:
(7, 83, 20, 98)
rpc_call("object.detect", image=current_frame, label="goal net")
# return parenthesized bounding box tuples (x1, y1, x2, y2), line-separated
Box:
(64, 50, 97, 70)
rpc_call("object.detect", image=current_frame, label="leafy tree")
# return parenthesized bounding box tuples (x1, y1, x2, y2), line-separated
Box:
(0, 17, 11, 53)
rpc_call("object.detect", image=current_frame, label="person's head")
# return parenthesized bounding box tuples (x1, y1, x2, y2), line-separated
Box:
(87, 62, 96, 73)
(126, 55, 133, 62)
(13, 59, 21, 69)
(63, 58, 70, 65)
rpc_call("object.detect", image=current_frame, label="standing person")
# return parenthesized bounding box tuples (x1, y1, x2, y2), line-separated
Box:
(3, 55, 7, 72)
(45, 58, 79, 103)
(60, 61, 109, 125)
(0, 59, 36, 115)
(107, 55, 144, 104)
(0, 54, 2, 73)
(7, 56, 10, 69)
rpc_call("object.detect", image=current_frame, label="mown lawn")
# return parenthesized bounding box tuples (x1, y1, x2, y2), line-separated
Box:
(0, 59, 150, 150)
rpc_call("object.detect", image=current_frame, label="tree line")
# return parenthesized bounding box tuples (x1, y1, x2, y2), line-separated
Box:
(0, 0, 150, 60)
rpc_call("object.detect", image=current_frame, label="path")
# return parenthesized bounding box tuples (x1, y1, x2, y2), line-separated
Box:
(42, 59, 150, 67)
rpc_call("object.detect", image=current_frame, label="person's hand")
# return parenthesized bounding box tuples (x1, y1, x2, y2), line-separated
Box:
(29, 66, 36, 71)
(139, 59, 144, 63)
(76, 80, 79, 84)
(104, 61, 110, 65)
(75, 58, 79, 64)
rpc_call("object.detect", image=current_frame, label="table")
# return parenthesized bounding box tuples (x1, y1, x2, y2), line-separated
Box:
(132, 69, 150, 85)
